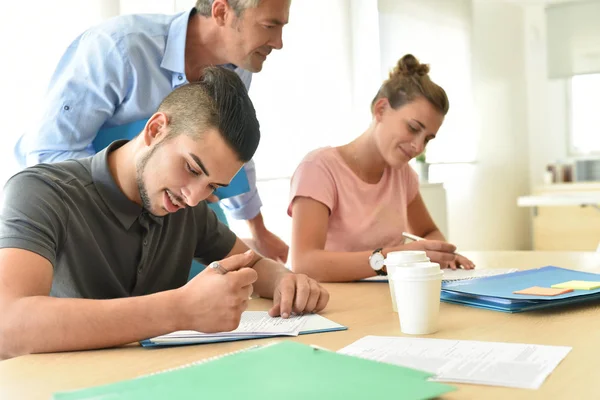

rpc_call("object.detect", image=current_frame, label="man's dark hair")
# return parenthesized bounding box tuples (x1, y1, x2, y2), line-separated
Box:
(158, 66, 260, 162)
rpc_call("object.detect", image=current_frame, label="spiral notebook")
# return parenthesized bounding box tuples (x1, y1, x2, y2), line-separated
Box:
(52, 341, 456, 400)
(361, 268, 518, 283)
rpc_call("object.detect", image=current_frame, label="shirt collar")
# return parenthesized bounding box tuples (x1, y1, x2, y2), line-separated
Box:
(162, 8, 241, 88)
(161, 8, 195, 77)
(91, 140, 164, 229)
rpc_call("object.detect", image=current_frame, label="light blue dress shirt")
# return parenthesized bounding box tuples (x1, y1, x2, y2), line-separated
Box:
(14, 9, 261, 221)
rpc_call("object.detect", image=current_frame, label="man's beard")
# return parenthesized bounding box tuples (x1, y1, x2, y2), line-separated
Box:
(135, 143, 162, 214)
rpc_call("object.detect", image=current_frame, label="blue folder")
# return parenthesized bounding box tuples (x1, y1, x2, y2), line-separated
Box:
(94, 119, 249, 199)
(441, 266, 600, 313)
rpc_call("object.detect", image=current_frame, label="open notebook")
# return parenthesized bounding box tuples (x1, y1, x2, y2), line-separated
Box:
(140, 311, 347, 347)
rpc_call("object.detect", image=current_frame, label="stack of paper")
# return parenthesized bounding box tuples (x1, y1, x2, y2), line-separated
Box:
(339, 336, 571, 390)
(441, 266, 600, 312)
(53, 342, 456, 400)
(141, 311, 347, 347)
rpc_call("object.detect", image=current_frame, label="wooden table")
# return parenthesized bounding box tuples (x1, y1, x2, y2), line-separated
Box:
(2, 251, 600, 399)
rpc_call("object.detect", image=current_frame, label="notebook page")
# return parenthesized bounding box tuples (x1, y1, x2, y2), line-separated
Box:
(152, 311, 308, 340)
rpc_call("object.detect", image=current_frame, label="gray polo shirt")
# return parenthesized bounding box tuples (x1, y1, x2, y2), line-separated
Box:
(0, 141, 236, 299)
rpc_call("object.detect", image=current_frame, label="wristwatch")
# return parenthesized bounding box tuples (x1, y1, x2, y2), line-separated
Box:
(369, 248, 387, 276)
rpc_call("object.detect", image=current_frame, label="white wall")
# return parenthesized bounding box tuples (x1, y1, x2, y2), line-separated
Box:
(349, 0, 382, 128)
(467, 0, 531, 250)
(523, 5, 569, 190)
(377, 0, 476, 164)
(120, 0, 176, 14)
(249, 0, 355, 180)
(0, 0, 121, 187)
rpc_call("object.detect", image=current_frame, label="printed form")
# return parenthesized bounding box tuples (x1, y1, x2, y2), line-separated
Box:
(338, 335, 571, 389)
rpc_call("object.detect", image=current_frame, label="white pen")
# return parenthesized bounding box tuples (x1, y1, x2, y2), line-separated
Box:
(402, 232, 463, 257)
(401, 232, 424, 242)
(402, 232, 474, 269)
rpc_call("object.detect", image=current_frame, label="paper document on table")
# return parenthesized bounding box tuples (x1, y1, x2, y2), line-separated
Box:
(338, 335, 571, 389)
(156, 311, 307, 340)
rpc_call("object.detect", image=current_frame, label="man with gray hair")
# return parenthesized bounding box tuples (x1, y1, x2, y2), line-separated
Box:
(14, 0, 291, 264)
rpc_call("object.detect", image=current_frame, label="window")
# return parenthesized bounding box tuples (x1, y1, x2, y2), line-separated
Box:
(570, 74, 600, 155)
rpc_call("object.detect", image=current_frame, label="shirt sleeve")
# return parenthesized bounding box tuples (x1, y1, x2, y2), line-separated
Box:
(15, 30, 130, 167)
(193, 201, 237, 264)
(219, 160, 263, 220)
(288, 156, 337, 216)
(0, 171, 69, 266)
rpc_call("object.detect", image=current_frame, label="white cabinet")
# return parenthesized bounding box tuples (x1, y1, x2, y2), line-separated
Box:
(518, 183, 600, 251)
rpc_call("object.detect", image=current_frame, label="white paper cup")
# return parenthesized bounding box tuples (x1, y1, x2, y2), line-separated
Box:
(392, 261, 442, 335)
(385, 251, 429, 312)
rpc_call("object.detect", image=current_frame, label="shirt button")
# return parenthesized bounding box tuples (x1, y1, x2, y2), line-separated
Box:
(178, 75, 183, 80)
(63, 105, 70, 111)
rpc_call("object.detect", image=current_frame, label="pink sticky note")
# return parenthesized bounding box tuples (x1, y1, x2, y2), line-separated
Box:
(513, 286, 573, 296)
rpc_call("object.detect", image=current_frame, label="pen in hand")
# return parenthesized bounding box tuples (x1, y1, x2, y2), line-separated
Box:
(401, 232, 474, 270)
(401, 231, 465, 258)
(401, 232, 426, 243)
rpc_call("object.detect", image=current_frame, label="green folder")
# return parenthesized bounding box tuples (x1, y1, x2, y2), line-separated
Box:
(53, 341, 455, 400)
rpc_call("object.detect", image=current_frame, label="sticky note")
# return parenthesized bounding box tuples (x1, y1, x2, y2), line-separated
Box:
(513, 286, 573, 296)
(551, 280, 600, 290)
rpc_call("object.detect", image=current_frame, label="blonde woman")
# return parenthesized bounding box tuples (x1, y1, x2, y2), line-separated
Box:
(288, 54, 475, 282)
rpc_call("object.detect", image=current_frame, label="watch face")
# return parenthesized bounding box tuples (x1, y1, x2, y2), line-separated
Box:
(370, 252, 385, 270)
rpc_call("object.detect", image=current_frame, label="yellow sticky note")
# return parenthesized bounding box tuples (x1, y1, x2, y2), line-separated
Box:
(513, 286, 573, 296)
(551, 280, 600, 290)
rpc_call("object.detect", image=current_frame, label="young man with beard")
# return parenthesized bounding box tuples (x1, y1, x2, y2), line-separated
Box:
(0, 67, 329, 360)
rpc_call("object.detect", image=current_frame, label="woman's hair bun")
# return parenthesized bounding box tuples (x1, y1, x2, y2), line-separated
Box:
(392, 54, 430, 78)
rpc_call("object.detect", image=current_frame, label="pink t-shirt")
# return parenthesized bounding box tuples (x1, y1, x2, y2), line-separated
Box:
(288, 147, 420, 252)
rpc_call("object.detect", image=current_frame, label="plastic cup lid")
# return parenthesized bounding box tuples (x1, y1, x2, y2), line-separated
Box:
(386, 250, 429, 266)
(392, 262, 442, 279)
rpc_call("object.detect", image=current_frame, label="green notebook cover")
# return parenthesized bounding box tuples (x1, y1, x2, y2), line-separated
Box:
(53, 341, 455, 400)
